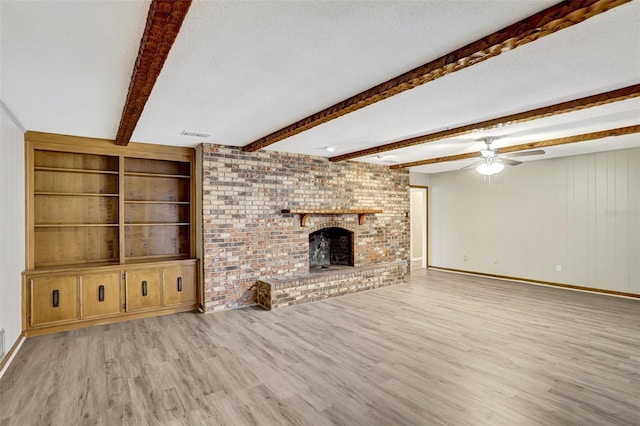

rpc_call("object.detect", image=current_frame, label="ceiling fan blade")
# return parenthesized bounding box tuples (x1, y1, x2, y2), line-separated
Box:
(504, 149, 546, 158)
(460, 160, 484, 170)
(498, 158, 522, 166)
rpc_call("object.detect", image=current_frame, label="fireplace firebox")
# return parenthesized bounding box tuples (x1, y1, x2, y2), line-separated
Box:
(309, 227, 354, 269)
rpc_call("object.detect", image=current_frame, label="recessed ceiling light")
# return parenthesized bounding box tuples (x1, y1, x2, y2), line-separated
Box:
(326, 146, 337, 152)
(181, 130, 211, 138)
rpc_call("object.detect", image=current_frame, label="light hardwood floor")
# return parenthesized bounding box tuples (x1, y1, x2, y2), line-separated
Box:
(1, 269, 639, 425)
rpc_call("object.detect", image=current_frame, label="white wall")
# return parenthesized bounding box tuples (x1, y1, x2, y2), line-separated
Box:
(0, 102, 25, 358)
(410, 172, 429, 187)
(429, 148, 639, 294)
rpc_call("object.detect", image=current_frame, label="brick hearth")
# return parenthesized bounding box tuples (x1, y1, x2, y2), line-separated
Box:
(200, 144, 410, 312)
(257, 262, 406, 310)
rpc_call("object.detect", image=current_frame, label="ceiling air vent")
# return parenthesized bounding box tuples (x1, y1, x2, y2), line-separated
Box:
(181, 130, 211, 138)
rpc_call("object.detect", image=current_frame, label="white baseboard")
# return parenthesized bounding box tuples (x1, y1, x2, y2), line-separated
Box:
(0, 334, 26, 381)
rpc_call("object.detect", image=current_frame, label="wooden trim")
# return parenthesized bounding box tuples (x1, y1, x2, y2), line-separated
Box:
(25, 131, 195, 160)
(429, 266, 640, 299)
(243, 1, 629, 153)
(282, 209, 383, 227)
(333, 84, 640, 163)
(125, 254, 190, 262)
(160, 266, 166, 308)
(77, 274, 83, 321)
(125, 223, 190, 226)
(189, 156, 197, 259)
(119, 156, 126, 265)
(410, 185, 429, 268)
(23, 258, 197, 275)
(125, 200, 190, 205)
(34, 224, 119, 228)
(391, 124, 640, 169)
(425, 187, 429, 267)
(115, 0, 192, 146)
(21, 275, 28, 335)
(25, 138, 35, 270)
(34, 167, 119, 175)
(34, 192, 119, 197)
(24, 304, 198, 337)
(28, 278, 34, 329)
(0, 333, 25, 373)
(194, 146, 204, 310)
(281, 209, 382, 214)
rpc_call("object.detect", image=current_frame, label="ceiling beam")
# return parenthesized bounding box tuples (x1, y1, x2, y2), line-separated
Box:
(330, 84, 640, 162)
(242, 0, 629, 153)
(390, 125, 640, 169)
(115, 0, 192, 146)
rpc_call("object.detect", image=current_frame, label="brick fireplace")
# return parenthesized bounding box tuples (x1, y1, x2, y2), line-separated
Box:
(200, 144, 410, 312)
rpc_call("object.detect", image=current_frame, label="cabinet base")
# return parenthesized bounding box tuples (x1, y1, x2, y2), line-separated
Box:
(24, 304, 198, 337)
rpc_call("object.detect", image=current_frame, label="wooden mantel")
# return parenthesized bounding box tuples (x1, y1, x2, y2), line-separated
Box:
(281, 209, 382, 227)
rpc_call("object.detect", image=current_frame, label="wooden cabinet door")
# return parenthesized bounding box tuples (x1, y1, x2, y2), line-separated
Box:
(125, 268, 161, 312)
(163, 264, 196, 306)
(81, 272, 122, 318)
(30, 275, 78, 326)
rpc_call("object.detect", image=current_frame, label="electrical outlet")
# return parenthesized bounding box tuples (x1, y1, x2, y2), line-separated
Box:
(463, 255, 468, 261)
(556, 264, 562, 272)
(493, 258, 499, 264)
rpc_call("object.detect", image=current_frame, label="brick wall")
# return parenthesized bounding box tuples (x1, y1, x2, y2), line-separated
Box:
(200, 144, 410, 312)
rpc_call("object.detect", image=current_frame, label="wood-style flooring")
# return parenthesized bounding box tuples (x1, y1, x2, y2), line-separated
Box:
(1, 269, 639, 425)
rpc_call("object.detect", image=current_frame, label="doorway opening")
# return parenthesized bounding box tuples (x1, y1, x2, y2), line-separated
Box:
(410, 186, 428, 270)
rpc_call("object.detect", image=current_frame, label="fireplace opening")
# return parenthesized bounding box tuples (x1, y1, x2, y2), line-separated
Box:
(309, 227, 354, 269)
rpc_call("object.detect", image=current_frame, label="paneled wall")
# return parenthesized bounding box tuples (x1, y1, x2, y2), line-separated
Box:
(0, 103, 25, 359)
(200, 144, 410, 312)
(429, 148, 639, 294)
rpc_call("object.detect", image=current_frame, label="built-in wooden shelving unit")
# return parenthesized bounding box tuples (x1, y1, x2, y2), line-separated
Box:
(281, 209, 382, 226)
(23, 131, 199, 336)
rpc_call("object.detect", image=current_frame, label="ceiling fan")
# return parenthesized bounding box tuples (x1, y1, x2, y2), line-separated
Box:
(464, 138, 545, 175)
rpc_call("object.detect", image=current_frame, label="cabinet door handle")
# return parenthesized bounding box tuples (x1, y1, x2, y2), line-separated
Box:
(142, 280, 148, 297)
(52, 289, 60, 308)
(177, 277, 183, 292)
(98, 285, 105, 302)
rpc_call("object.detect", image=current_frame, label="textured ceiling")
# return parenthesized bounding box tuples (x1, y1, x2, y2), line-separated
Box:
(0, 0, 148, 138)
(1, 1, 638, 174)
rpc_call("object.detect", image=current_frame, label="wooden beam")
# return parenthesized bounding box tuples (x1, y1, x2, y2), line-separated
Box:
(390, 125, 640, 169)
(115, 0, 192, 146)
(242, 0, 629, 153)
(331, 84, 640, 162)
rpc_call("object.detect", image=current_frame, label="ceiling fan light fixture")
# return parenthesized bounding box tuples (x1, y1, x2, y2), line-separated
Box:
(476, 161, 504, 176)
(376, 154, 395, 160)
